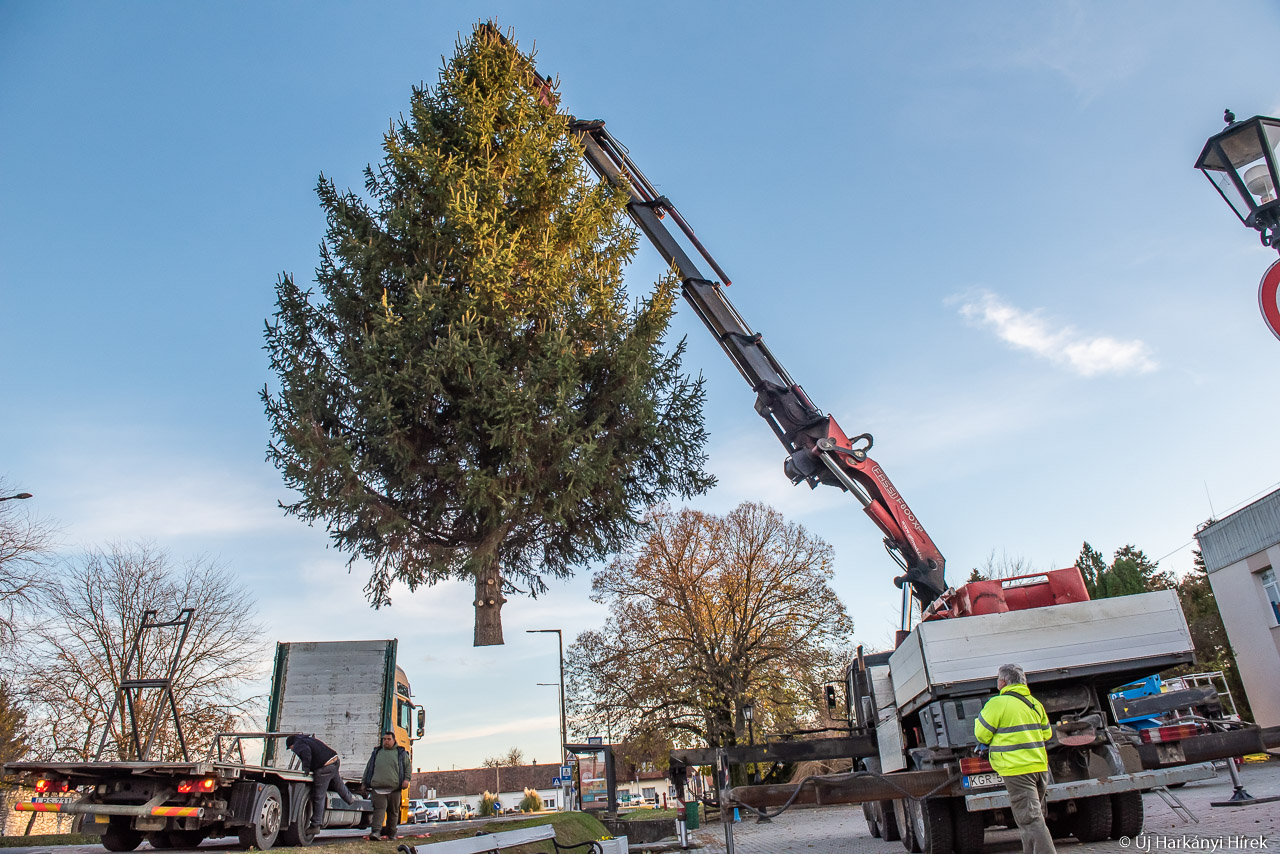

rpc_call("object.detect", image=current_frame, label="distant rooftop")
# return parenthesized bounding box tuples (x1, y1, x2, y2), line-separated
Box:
(1196, 487, 1280, 573)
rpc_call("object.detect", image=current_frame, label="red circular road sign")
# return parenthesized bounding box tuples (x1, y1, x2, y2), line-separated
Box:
(1262, 259, 1280, 343)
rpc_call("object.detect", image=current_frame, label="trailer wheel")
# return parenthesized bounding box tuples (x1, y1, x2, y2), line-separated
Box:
(147, 831, 175, 849)
(1071, 795, 1112, 843)
(894, 799, 920, 852)
(102, 822, 144, 852)
(237, 784, 283, 850)
(907, 797, 954, 854)
(1110, 791, 1143, 839)
(952, 800, 985, 854)
(280, 797, 317, 847)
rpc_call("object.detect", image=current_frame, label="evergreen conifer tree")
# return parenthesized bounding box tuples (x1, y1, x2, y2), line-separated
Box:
(263, 24, 713, 645)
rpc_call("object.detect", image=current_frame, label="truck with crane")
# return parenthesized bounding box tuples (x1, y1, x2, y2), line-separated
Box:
(4, 622, 424, 851)
(499, 29, 1280, 852)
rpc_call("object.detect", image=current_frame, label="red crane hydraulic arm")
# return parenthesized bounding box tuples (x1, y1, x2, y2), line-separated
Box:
(568, 121, 947, 609)
(505, 34, 947, 610)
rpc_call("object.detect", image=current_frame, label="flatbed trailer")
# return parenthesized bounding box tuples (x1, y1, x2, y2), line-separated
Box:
(5, 631, 423, 851)
(8, 749, 372, 850)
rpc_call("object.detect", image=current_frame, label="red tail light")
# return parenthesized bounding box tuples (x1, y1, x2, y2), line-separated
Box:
(1140, 723, 1202, 744)
(35, 779, 51, 793)
(34, 779, 70, 793)
(198, 778, 217, 792)
(959, 757, 994, 775)
(178, 780, 194, 793)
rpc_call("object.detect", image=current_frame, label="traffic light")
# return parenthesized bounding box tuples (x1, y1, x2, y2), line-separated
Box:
(825, 684, 838, 715)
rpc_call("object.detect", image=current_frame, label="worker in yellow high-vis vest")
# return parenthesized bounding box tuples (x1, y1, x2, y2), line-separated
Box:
(974, 664, 1056, 854)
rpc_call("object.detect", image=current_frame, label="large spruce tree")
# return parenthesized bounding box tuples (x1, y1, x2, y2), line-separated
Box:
(263, 25, 713, 645)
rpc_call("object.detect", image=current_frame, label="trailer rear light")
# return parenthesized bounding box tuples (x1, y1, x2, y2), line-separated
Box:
(34, 779, 70, 793)
(959, 757, 994, 775)
(34, 779, 50, 793)
(178, 778, 217, 794)
(198, 778, 217, 792)
(1141, 723, 1202, 744)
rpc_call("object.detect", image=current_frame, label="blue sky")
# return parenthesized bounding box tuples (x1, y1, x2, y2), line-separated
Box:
(3, 2, 1279, 771)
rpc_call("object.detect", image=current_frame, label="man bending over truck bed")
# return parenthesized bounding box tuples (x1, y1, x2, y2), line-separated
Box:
(286, 734, 357, 830)
(975, 664, 1056, 854)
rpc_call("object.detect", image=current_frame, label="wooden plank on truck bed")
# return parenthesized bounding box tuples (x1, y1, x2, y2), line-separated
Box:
(413, 825, 557, 852)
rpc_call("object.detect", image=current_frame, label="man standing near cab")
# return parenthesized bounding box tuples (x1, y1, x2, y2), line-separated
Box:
(974, 664, 1056, 854)
(362, 730, 411, 840)
(286, 734, 356, 832)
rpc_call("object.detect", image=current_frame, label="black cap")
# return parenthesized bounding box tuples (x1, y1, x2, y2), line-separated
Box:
(285, 735, 297, 747)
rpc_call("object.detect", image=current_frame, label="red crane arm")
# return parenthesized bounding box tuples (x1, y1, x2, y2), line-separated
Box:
(512, 39, 946, 607)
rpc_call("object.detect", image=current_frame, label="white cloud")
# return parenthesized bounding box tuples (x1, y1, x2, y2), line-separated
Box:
(955, 290, 1157, 377)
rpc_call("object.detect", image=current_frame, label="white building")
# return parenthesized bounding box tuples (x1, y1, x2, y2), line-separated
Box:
(1195, 487, 1280, 729)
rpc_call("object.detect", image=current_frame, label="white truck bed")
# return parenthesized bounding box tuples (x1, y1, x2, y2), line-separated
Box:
(265, 639, 397, 774)
(889, 590, 1193, 716)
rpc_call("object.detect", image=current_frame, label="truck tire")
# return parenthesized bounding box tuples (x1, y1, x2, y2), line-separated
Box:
(280, 797, 317, 847)
(894, 799, 921, 852)
(102, 823, 144, 852)
(1110, 791, 1143, 839)
(952, 800, 985, 854)
(878, 801, 902, 842)
(148, 831, 175, 849)
(864, 801, 881, 837)
(1072, 795, 1112, 843)
(237, 784, 283, 850)
(908, 797, 954, 854)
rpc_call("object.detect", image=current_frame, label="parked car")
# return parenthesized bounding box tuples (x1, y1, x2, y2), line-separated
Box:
(412, 799, 447, 823)
(443, 799, 471, 821)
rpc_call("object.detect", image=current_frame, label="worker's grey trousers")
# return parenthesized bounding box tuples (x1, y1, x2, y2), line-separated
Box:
(311, 761, 354, 827)
(1004, 771, 1056, 854)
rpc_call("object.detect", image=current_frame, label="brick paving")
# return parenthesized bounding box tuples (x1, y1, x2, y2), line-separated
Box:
(689, 760, 1280, 853)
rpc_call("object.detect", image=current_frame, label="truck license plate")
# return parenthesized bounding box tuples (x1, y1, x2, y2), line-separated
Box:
(30, 797, 75, 804)
(962, 772, 1003, 789)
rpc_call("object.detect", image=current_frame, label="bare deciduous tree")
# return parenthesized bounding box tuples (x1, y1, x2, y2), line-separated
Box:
(566, 502, 853, 757)
(27, 542, 264, 761)
(0, 478, 56, 652)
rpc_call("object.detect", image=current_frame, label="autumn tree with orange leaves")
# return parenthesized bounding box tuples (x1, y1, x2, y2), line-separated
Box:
(566, 502, 852, 767)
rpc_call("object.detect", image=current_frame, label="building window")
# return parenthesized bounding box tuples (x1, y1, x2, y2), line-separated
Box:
(544, 798, 555, 808)
(1261, 568, 1280, 626)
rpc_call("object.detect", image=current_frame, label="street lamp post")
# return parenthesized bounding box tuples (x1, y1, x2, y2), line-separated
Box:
(527, 629, 567, 762)
(742, 701, 755, 784)
(1195, 110, 1280, 341)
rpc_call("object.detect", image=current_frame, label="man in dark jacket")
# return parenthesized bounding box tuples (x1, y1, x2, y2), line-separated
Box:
(286, 734, 356, 831)
(361, 731, 410, 840)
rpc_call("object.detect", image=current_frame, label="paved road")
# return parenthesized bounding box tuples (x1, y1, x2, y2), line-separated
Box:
(1, 813, 524, 854)
(691, 760, 1280, 853)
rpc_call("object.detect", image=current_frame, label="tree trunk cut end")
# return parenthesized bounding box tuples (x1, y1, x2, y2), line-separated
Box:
(473, 568, 507, 646)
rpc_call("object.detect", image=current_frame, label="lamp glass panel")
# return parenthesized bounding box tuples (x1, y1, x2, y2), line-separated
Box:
(1220, 125, 1274, 207)
(1204, 165, 1252, 221)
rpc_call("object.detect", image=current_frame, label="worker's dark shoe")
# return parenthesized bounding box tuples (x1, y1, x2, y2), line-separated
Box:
(307, 823, 322, 832)
(365, 833, 381, 841)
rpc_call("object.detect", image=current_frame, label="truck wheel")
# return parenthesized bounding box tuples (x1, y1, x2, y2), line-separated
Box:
(894, 799, 920, 852)
(148, 831, 175, 849)
(878, 800, 902, 842)
(280, 797, 317, 847)
(864, 801, 881, 837)
(237, 784, 283, 850)
(952, 800, 985, 854)
(1110, 791, 1143, 839)
(102, 823, 144, 852)
(907, 797, 954, 854)
(1071, 795, 1112, 843)
(168, 829, 206, 849)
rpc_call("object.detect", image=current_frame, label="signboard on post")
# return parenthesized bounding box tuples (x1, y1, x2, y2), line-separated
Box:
(1261, 259, 1280, 342)
(587, 736, 603, 745)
